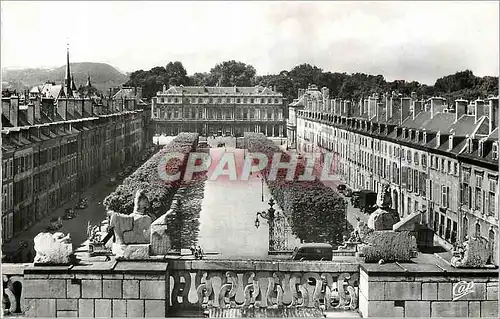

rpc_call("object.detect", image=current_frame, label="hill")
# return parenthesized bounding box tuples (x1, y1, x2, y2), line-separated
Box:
(1, 62, 129, 94)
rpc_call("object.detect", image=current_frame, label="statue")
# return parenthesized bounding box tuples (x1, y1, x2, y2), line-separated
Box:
(376, 183, 392, 209)
(451, 236, 490, 268)
(34, 232, 73, 264)
(107, 190, 152, 259)
(368, 184, 400, 231)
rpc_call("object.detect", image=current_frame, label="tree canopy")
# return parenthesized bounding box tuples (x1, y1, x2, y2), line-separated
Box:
(125, 60, 499, 103)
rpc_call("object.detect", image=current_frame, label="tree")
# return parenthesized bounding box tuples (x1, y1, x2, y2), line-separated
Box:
(289, 64, 323, 93)
(208, 60, 257, 87)
(165, 62, 190, 86)
(189, 72, 211, 86)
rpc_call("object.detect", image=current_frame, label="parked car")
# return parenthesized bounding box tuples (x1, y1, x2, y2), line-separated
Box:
(63, 208, 76, 220)
(358, 190, 377, 214)
(47, 217, 63, 231)
(291, 243, 333, 261)
(336, 184, 347, 192)
(344, 188, 353, 197)
(198, 141, 210, 149)
(351, 190, 361, 207)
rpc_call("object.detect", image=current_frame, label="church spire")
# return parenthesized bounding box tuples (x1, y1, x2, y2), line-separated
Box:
(64, 42, 72, 96)
(86, 72, 92, 87)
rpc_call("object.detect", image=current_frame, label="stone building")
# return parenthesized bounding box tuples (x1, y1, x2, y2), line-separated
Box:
(291, 85, 498, 263)
(151, 85, 286, 137)
(1, 49, 150, 243)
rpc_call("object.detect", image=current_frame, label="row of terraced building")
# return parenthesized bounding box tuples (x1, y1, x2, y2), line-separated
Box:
(288, 84, 499, 264)
(1, 87, 151, 243)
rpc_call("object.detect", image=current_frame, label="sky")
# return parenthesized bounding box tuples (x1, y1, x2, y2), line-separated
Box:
(1, 1, 499, 84)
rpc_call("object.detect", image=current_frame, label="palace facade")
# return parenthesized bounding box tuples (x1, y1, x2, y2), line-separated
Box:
(289, 84, 499, 263)
(151, 85, 286, 137)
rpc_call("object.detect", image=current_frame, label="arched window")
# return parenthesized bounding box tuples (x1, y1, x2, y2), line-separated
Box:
(475, 222, 481, 238)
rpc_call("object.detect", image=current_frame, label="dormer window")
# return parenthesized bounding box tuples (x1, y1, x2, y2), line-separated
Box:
(436, 132, 441, 147)
(478, 141, 484, 157)
(493, 143, 499, 160)
(468, 139, 473, 153)
(423, 132, 427, 144)
(416, 131, 420, 141)
(403, 128, 406, 138)
(449, 136, 454, 151)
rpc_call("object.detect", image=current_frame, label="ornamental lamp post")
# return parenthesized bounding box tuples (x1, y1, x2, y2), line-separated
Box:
(254, 198, 277, 252)
(261, 175, 264, 202)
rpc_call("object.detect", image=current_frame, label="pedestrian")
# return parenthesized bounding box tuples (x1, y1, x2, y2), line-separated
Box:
(196, 245, 204, 260)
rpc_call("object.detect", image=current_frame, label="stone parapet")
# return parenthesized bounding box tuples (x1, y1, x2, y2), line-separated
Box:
(359, 262, 498, 318)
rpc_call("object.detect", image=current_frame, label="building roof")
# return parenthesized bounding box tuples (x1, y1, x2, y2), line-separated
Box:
(163, 85, 281, 96)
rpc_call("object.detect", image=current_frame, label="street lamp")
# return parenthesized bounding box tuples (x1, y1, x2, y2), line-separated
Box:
(254, 198, 276, 252)
(261, 175, 264, 202)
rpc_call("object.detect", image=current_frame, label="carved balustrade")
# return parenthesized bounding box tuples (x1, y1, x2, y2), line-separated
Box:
(2, 264, 29, 316)
(168, 260, 360, 314)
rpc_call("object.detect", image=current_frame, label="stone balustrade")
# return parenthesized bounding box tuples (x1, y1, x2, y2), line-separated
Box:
(2, 258, 498, 317)
(167, 260, 360, 316)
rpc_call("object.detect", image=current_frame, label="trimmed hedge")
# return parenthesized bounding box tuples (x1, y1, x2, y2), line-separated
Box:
(244, 133, 352, 247)
(103, 133, 199, 218)
(359, 230, 417, 263)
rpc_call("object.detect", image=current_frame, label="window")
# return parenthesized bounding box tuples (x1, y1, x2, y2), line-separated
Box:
(463, 217, 469, 241)
(488, 178, 497, 216)
(226, 98, 231, 103)
(445, 217, 451, 240)
(237, 98, 241, 103)
(493, 143, 499, 160)
(441, 185, 450, 208)
(414, 152, 419, 165)
(475, 174, 483, 211)
(475, 223, 481, 238)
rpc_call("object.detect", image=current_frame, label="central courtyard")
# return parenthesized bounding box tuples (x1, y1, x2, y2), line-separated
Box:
(197, 146, 300, 259)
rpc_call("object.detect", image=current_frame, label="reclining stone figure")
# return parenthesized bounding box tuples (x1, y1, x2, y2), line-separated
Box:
(107, 190, 152, 259)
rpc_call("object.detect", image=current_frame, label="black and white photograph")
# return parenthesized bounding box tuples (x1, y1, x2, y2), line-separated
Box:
(1, 1, 499, 318)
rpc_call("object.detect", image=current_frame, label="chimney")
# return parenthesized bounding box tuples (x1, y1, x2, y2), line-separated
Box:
(368, 96, 377, 119)
(474, 99, 485, 123)
(31, 97, 41, 122)
(27, 103, 34, 125)
(298, 88, 305, 98)
(455, 99, 468, 122)
(2, 97, 10, 123)
(377, 102, 385, 122)
(83, 98, 93, 117)
(57, 99, 67, 121)
(344, 100, 352, 117)
(410, 91, 417, 101)
(74, 99, 83, 118)
(321, 87, 330, 100)
(413, 100, 423, 120)
(430, 97, 445, 118)
(9, 96, 19, 127)
(401, 97, 411, 123)
(383, 94, 390, 122)
(489, 97, 499, 134)
(363, 99, 369, 116)
(67, 98, 76, 119)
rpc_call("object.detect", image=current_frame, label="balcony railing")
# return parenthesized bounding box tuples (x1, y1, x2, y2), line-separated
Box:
(167, 260, 360, 315)
(2, 260, 360, 317)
